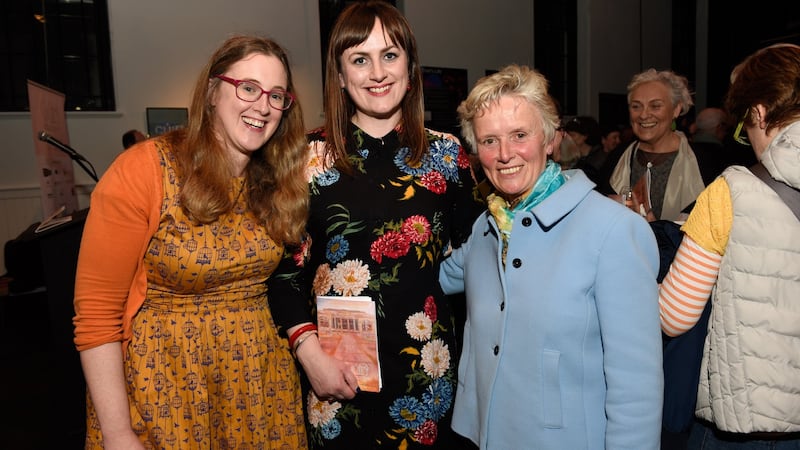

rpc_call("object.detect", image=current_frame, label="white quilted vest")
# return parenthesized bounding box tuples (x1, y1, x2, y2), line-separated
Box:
(695, 165, 800, 433)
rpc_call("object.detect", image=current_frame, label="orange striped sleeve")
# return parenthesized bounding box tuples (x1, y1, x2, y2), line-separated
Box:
(659, 236, 721, 337)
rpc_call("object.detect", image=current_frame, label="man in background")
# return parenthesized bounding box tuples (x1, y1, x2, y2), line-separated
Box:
(690, 107, 755, 184)
(121, 129, 146, 150)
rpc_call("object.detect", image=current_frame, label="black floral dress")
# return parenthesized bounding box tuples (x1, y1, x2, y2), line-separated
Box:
(268, 124, 483, 449)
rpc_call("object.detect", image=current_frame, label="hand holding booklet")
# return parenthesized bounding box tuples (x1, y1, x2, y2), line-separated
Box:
(316, 295, 382, 392)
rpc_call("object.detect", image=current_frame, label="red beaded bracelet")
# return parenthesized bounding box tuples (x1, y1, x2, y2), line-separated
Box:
(288, 323, 318, 349)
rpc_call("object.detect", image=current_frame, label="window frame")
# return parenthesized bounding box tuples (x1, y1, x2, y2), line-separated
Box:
(0, 0, 115, 112)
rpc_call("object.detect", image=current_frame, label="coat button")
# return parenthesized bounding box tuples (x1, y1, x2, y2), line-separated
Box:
(500, 302, 505, 311)
(512, 258, 522, 268)
(522, 217, 532, 226)
(493, 345, 499, 355)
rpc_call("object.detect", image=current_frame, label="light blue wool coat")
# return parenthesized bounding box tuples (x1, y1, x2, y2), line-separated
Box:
(440, 170, 663, 449)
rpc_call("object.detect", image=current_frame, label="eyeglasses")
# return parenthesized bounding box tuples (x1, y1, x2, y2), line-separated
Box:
(733, 109, 750, 146)
(214, 75, 295, 110)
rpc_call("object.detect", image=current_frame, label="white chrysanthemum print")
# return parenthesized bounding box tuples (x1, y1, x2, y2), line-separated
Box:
(313, 263, 334, 296)
(331, 259, 370, 296)
(420, 339, 450, 379)
(307, 391, 341, 428)
(405, 312, 432, 341)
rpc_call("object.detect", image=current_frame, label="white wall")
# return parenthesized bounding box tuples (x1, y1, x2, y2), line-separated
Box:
(0, 0, 536, 274)
(405, 0, 534, 90)
(0, 0, 324, 193)
(1, 0, 678, 275)
(583, 0, 672, 119)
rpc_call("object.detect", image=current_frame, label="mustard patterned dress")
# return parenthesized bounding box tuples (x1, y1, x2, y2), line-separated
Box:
(84, 144, 307, 449)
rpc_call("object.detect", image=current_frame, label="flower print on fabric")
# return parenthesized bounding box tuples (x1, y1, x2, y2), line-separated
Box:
(423, 295, 437, 322)
(405, 312, 432, 341)
(330, 259, 370, 296)
(293, 237, 311, 267)
(420, 339, 450, 378)
(377, 297, 454, 447)
(423, 378, 453, 422)
(393, 133, 472, 191)
(307, 138, 340, 191)
(402, 215, 432, 245)
(312, 263, 333, 296)
(307, 391, 359, 442)
(370, 231, 412, 264)
(389, 396, 427, 429)
(370, 215, 438, 268)
(271, 125, 483, 449)
(326, 234, 349, 264)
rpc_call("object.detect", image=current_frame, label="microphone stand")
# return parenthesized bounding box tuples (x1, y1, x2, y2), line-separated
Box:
(38, 131, 99, 182)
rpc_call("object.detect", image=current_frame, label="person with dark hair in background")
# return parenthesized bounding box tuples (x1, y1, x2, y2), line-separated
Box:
(576, 121, 622, 188)
(121, 129, 146, 149)
(266, 2, 483, 449)
(563, 115, 601, 164)
(691, 106, 757, 185)
(659, 43, 800, 449)
(73, 35, 309, 449)
(441, 64, 663, 449)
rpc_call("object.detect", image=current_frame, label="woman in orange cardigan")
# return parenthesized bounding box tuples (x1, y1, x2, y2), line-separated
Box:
(73, 35, 309, 449)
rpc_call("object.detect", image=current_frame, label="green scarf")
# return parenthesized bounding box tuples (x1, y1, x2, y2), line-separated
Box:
(487, 160, 566, 268)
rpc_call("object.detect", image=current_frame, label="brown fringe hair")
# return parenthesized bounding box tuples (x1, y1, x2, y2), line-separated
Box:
(322, 0, 426, 173)
(169, 35, 308, 245)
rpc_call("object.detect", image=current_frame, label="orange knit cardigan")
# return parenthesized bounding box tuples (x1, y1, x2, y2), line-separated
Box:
(72, 140, 163, 354)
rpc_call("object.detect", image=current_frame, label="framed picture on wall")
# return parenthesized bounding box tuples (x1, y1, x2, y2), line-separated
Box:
(146, 107, 188, 137)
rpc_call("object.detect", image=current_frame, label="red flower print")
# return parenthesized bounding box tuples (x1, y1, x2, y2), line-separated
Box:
(369, 231, 412, 263)
(457, 148, 471, 168)
(420, 171, 446, 194)
(402, 215, 432, 245)
(292, 237, 312, 267)
(424, 296, 437, 322)
(414, 419, 438, 446)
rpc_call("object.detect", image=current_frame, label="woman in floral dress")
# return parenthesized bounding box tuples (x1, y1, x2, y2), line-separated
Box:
(267, 2, 483, 448)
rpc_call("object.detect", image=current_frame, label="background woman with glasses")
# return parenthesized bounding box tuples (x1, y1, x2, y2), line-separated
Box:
(73, 35, 309, 449)
(658, 43, 800, 449)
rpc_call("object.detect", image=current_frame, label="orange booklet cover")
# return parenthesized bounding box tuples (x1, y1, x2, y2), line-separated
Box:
(631, 171, 652, 216)
(316, 295, 382, 392)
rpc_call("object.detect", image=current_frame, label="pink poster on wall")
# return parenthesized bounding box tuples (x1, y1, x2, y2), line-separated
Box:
(27, 80, 78, 218)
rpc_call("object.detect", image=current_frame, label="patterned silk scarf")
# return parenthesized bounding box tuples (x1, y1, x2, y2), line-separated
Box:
(486, 159, 566, 268)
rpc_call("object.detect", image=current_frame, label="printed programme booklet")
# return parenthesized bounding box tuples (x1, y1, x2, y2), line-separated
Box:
(632, 170, 652, 217)
(316, 295, 382, 392)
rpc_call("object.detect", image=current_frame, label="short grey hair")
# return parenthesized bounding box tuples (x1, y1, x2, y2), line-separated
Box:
(627, 68, 694, 116)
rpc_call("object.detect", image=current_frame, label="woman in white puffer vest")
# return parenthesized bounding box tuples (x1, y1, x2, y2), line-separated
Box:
(658, 43, 800, 448)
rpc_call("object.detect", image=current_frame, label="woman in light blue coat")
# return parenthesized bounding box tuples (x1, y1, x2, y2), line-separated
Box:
(440, 64, 663, 449)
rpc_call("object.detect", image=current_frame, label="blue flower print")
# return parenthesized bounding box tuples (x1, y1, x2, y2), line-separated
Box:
(422, 378, 454, 421)
(389, 396, 427, 430)
(393, 147, 436, 177)
(428, 138, 461, 181)
(320, 418, 342, 439)
(358, 148, 369, 158)
(326, 235, 349, 264)
(317, 168, 340, 186)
